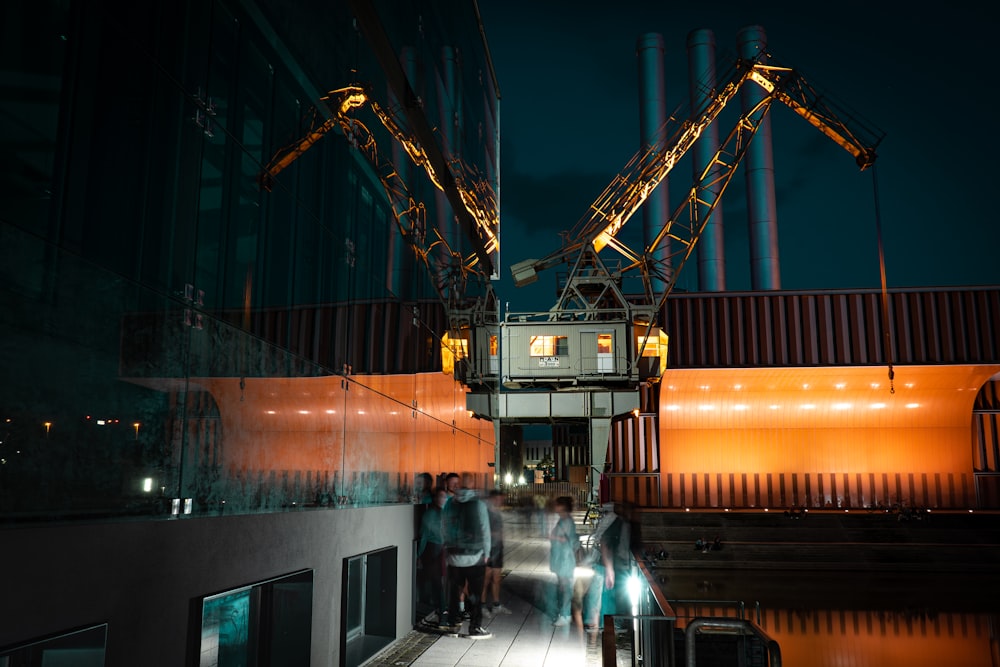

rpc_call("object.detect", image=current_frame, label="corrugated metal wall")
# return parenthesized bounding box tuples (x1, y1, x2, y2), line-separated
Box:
(664, 287, 1000, 368)
(607, 288, 1000, 510)
(234, 299, 448, 375)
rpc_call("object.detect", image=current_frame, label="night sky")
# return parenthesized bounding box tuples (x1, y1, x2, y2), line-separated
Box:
(477, 1, 997, 313)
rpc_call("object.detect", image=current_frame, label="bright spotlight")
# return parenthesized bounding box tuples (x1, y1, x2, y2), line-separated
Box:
(627, 574, 642, 610)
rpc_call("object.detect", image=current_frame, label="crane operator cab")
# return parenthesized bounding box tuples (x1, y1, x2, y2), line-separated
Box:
(499, 315, 667, 390)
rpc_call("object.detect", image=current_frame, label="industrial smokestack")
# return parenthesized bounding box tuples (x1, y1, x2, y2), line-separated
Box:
(636, 33, 670, 295)
(737, 25, 781, 290)
(389, 46, 419, 298)
(686, 28, 726, 292)
(435, 46, 460, 293)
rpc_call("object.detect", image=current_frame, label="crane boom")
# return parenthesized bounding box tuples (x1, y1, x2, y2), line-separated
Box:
(260, 85, 500, 280)
(511, 52, 883, 292)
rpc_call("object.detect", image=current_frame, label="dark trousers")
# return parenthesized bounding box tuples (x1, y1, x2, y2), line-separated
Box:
(447, 561, 486, 629)
(420, 543, 446, 614)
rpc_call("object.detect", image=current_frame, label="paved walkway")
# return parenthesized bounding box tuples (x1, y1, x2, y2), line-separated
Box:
(366, 511, 606, 667)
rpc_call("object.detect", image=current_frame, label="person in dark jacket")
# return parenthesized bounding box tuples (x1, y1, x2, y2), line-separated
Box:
(441, 473, 492, 639)
(417, 487, 448, 624)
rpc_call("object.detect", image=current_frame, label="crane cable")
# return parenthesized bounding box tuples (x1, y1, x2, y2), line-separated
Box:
(872, 165, 895, 394)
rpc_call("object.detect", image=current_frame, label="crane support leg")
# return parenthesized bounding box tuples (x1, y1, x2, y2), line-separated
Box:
(589, 416, 613, 503)
(467, 389, 639, 502)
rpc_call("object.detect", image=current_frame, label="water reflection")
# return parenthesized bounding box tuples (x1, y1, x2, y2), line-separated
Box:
(672, 603, 997, 666)
(765, 609, 995, 667)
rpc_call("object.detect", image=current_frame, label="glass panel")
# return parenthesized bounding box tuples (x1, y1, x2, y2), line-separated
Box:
(197, 570, 312, 667)
(0, 0, 497, 524)
(200, 587, 253, 666)
(345, 556, 363, 640)
(0, 624, 107, 666)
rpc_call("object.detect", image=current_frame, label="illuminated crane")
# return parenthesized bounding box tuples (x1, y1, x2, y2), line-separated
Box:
(260, 85, 499, 303)
(464, 49, 884, 503)
(499, 51, 883, 389)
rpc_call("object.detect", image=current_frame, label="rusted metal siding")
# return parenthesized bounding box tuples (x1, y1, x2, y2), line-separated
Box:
(608, 412, 661, 507)
(652, 469, 975, 509)
(665, 287, 1000, 368)
(974, 381, 1000, 473)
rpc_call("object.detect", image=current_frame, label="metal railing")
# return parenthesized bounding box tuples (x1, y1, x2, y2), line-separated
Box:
(602, 552, 782, 666)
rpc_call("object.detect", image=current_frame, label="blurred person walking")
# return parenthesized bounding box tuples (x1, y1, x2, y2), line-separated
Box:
(582, 502, 632, 632)
(549, 495, 578, 627)
(482, 489, 512, 615)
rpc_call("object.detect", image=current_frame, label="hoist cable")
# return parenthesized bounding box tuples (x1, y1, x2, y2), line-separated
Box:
(872, 165, 895, 394)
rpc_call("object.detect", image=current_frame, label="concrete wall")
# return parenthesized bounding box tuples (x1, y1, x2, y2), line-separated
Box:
(0, 504, 416, 666)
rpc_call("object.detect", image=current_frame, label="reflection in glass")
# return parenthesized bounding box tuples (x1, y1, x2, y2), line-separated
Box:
(0, 624, 107, 666)
(197, 570, 312, 667)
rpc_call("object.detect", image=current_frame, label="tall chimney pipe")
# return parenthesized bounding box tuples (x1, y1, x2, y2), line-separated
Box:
(636, 33, 670, 294)
(435, 46, 460, 291)
(686, 28, 726, 292)
(389, 46, 419, 298)
(737, 25, 781, 290)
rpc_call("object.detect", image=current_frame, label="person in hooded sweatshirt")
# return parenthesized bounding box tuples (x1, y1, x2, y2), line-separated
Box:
(441, 473, 493, 639)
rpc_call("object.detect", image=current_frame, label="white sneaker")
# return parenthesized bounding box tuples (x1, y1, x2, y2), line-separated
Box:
(553, 615, 570, 627)
(493, 603, 512, 615)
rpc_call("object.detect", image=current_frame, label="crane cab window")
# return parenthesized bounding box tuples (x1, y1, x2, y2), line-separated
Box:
(489, 335, 499, 374)
(597, 333, 613, 355)
(597, 333, 614, 372)
(529, 335, 568, 356)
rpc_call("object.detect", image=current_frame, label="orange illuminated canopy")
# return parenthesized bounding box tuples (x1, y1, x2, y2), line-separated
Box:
(659, 365, 999, 430)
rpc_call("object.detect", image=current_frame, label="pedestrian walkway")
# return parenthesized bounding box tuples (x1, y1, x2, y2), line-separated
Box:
(365, 510, 605, 667)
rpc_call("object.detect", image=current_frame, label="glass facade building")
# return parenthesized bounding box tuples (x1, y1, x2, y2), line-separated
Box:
(1, 0, 498, 663)
(1, 0, 498, 520)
